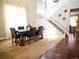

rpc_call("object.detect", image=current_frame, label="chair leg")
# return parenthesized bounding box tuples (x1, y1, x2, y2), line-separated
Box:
(19, 37, 25, 46)
(34, 36, 36, 42)
(15, 39, 18, 46)
(12, 38, 13, 44)
(27, 37, 30, 44)
(40, 34, 43, 39)
(24, 37, 26, 42)
(29, 38, 31, 44)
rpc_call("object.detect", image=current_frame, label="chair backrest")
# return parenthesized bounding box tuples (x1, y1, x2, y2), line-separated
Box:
(29, 27, 36, 36)
(10, 28, 16, 38)
(18, 26, 24, 30)
(30, 27, 36, 31)
(38, 26, 44, 32)
(36, 26, 44, 35)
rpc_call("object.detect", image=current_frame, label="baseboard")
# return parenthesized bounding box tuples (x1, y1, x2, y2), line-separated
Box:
(0, 37, 6, 40)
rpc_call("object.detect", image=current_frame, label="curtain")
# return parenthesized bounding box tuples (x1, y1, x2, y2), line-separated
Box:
(4, 4, 27, 39)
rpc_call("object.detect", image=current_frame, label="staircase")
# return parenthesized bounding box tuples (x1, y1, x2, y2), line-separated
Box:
(47, 0, 79, 35)
(48, 20, 64, 34)
(46, 1, 69, 35)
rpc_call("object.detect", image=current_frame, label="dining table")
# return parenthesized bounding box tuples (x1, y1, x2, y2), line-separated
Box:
(16, 29, 30, 46)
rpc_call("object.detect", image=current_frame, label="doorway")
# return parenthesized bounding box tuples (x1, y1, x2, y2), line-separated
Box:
(69, 8, 79, 34)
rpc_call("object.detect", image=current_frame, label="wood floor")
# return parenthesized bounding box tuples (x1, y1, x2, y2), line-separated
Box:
(1, 33, 78, 59)
(37, 33, 79, 59)
(0, 38, 62, 59)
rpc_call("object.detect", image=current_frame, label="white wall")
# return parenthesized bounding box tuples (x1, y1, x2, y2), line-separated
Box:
(0, 0, 5, 37)
(48, 0, 79, 34)
(25, 0, 37, 26)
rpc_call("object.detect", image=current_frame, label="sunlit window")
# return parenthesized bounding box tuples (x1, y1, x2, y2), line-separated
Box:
(70, 16, 78, 27)
(4, 4, 27, 38)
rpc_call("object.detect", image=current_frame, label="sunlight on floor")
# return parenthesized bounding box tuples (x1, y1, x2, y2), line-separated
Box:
(44, 28, 63, 41)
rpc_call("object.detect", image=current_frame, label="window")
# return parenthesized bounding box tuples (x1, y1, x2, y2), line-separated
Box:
(4, 4, 27, 38)
(70, 16, 78, 27)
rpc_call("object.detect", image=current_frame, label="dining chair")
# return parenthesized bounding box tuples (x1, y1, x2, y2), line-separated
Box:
(10, 28, 21, 45)
(26, 25, 32, 31)
(36, 26, 44, 39)
(26, 27, 37, 44)
(18, 26, 24, 30)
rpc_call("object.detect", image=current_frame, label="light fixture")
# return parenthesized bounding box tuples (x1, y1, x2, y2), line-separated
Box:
(53, 0, 59, 3)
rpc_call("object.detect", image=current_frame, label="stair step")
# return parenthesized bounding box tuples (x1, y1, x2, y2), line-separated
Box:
(48, 20, 64, 34)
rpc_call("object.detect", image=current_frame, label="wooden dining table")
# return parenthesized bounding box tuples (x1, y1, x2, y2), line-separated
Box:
(16, 29, 30, 46)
